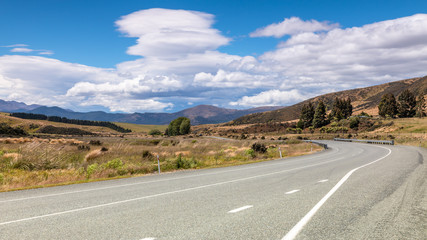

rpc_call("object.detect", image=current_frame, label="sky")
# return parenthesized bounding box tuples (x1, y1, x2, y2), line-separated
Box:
(1, 0, 427, 113)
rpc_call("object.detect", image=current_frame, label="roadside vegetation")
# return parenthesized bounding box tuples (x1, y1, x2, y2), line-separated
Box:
(0, 135, 320, 191)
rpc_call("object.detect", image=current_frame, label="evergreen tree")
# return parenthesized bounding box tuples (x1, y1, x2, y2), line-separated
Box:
(299, 102, 315, 129)
(343, 97, 353, 118)
(378, 93, 398, 118)
(397, 89, 416, 118)
(313, 101, 327, 128)
(167, 117, 191, 136)
(330, 97, 353, 120)
(415, 94, 426, 118)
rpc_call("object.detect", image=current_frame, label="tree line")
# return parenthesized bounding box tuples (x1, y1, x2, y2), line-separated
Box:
(298, 97, 353, 129)
(378, 90, 425, 118)
(298, 89, 425, 132)
(10, 112, 132, 133)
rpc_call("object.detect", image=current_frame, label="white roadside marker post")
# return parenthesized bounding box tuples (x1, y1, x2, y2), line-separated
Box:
(279, 147, 282, 159)
(157, 155, 160, 174)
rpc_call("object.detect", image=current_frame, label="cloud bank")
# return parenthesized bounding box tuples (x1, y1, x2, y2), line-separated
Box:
(1, 10, 427, 113)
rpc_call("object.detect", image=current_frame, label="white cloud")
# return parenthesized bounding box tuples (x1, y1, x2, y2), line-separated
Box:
(4, 44, 54, 55)
(250, 17, 338, 38)
(10, 47, 33, 53)
(38, 50, 54, 55)
(258, 14, 427, 89)
(1, 12, 427, 113)
(230, 89, 306, 107)
(79, 96, 173, 113)
(115, 8, 230, 58)
(1, 44, 28, 48)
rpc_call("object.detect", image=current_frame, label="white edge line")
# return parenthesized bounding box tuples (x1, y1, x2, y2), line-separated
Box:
(0, 154, 347, 226)
(281, 146, 392, 240)
(228, 205, 253, 213)
(0, 145, 339, 203)
(285, 189, 300, 194)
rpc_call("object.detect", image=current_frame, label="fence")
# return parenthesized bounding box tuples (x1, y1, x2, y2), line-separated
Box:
(334, 138, 394, 145)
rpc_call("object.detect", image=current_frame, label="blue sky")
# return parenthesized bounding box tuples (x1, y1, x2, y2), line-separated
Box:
(1, 0, 427, 113)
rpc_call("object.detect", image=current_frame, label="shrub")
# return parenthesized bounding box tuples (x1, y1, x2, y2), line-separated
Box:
(142, 150, 153, 159)
(77, 145, 90, 151)
(245, 149, 255, 158)
(86, 163, 98, 178)
(100, 147, 108, 152)
(105, 158, 124, 169)
(176, 155, 198, 169)
(89, 140, 102, 146)
(148, 129, 162, 136)
(349, 117, 360, 129)
(251, 143, 267, 153)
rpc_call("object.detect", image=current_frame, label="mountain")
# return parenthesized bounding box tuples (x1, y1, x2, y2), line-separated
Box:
(231, 76, 427, 125)
(6, 103, 282, 125)
(0, 100, 41, 112)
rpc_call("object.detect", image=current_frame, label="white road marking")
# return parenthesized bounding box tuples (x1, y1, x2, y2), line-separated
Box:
(0, 154, 349, 226)
(317, 179, 328, 183)
(140, 238, 156, 240)
(228, 205, 253, 213)
(285, 189, 300, 194)
(281, 146, 392, 240)
(0, 146, 340, 203)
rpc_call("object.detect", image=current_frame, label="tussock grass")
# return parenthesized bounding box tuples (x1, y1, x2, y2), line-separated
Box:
(0, 136, 321, 191)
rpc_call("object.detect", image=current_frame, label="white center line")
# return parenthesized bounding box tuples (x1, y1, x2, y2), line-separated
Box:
(228, 205, 253, 213)
(317, 179, 329, 183)
(285, 189, 300, 194)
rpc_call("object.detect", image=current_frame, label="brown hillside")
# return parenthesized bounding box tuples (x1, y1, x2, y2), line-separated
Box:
(231, 76, 427, 125)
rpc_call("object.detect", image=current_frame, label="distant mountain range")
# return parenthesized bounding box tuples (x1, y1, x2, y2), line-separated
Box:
(231, 76, 427, 125)
(0, 100, 282, 125)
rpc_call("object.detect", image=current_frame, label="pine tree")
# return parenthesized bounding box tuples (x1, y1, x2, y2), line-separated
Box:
(378, 93, 398, 118)
(397, 89, 416, 118)
(415, 94, 426, 118)
(313, 101, 327, 128)
(299, 102, 315, 129)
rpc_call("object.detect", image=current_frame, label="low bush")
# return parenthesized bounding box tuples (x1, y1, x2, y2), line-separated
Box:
(251, 143, 267, 153)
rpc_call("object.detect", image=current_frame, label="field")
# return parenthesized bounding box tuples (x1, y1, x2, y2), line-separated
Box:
(114, 122, 168, 133)
(0, 135, 320, 191)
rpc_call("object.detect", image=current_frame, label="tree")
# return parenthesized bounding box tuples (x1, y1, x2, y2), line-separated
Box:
(313, 101, 328, 128)
(330, 97, 353, 121)
(378, 93, 398, 118)
(397, 89, 416, 118)
(415, 94, 426, 118)
(167, 117, 191, 136)
(299, 102, 315, 129)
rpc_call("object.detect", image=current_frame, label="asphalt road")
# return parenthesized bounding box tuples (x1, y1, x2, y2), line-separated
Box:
(0, 141, 426, 240)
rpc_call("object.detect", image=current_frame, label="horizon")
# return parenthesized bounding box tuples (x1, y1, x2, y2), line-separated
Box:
(1, 0, 427, 113)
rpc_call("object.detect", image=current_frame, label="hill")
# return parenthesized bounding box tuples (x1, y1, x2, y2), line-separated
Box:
(3, 103, 281, 125)
(231, 76, 427, 125)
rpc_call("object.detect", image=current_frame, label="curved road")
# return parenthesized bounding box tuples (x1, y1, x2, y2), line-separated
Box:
(0, 141, 426, 239)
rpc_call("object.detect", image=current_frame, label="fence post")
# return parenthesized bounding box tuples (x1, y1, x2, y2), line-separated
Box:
(157, 155, 161, 174)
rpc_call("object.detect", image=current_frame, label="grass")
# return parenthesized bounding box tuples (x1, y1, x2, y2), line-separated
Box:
(114, 122, 168, 133)
(0, 136, 321, 191)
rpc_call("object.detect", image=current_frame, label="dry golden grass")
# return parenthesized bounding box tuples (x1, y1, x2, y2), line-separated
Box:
(0, 136, 321, 191)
